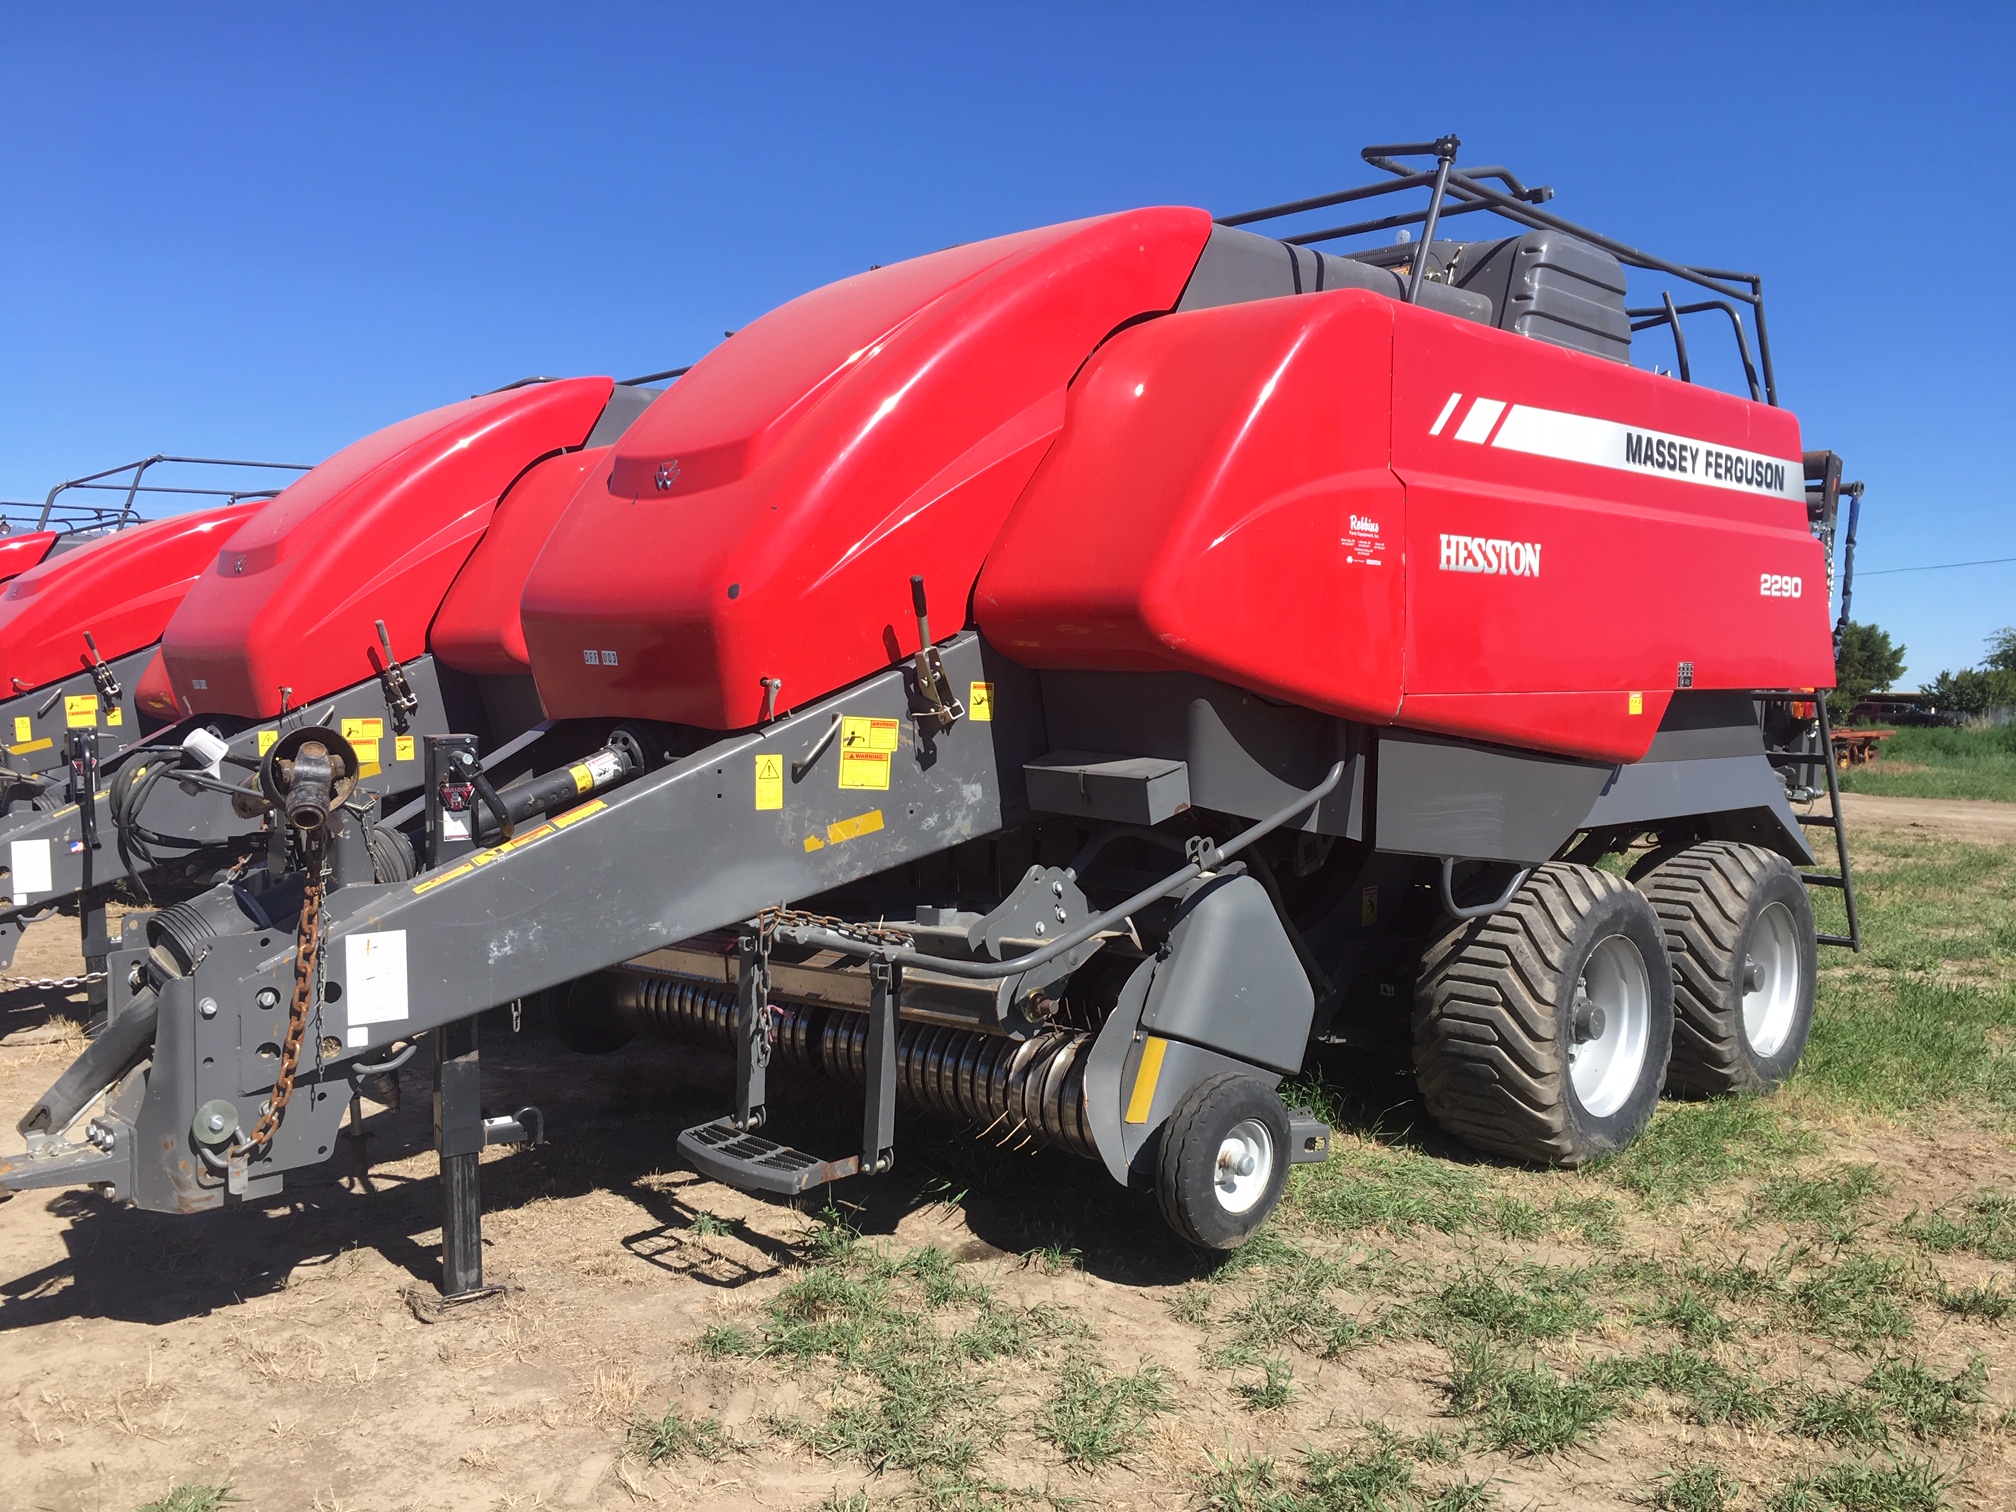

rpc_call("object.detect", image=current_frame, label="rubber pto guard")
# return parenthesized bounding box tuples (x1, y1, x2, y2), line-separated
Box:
(259, 725, 360, 833)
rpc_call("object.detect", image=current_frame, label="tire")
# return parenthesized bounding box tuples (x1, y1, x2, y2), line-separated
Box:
(1413, 863, 1674, 1166)
(1155, 1073, 1290, 1250)
(1633, 842, 1816, 1096)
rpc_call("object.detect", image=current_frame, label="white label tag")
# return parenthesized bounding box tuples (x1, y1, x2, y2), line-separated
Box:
(10, 838, 51, 904)
(345, 930, 409, 1034)
(442, 809, 470, 840)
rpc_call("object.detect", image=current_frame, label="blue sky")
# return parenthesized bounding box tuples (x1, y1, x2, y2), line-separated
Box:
(3, 3, 2009, 687)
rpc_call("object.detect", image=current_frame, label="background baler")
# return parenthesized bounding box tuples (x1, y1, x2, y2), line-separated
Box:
(2, 139, 1861, 1274)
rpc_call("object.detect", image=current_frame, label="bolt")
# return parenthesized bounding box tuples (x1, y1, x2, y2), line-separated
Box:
(256, 987, 279, 1009)
(1051, 880, 1063, 896)
(1033, 922, 1046, 936)
(198, 997, 218, 1019)
(207, 1112, 226, 1132)
(1054, 905, 1067, 922)
(1743, 956, 1765, 993)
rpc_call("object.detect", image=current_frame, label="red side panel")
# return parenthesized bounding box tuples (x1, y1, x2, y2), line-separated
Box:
(0, 532, 58, 586)
(135, 649, 175, 723)
(1388, 298, 1825, 760)
(161, 378, 614, 718)
(431, 446, 610, 676)
(976, 285, 1829, 766)
(520, 209, 1214, 728)
(977, 290, 1406, 723)
(0, 506, 256, 694)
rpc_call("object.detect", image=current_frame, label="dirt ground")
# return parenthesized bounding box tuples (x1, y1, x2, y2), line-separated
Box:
(1834, 792, 2016, 844)
(2, 804, 2014, 1511)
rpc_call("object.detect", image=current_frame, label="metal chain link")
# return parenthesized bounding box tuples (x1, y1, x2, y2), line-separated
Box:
(245, 827, 326, 1151)
(755, 904, 912, 948)
(0, 970, 109, 993)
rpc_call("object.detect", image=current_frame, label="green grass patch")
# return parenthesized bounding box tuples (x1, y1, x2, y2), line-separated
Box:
(1444, 1333, 1621, 1455)
(1766, 1455, 1952, 1511)
(629, 1406, 734, 1462)
(1902, 1191, 2016, 1261)
(1789, 1254, 1919, 1352)
(1648, 1463, 1739, 1512)
(1754, 1165, 1888, 1234)
(1592, 1095, 1815, 1204)
(1837, 722, 2016, 804)
(1428, 1264, 1599, 1344)
(1197, 1436, 1496, 1512)
(137, 1491, 236, 1512)
(1037, 1355, 1174, 1468)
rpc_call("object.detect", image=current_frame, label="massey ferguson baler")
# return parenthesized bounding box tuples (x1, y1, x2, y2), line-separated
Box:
(3, 140, 1862, 1273)
(0, 376, 659, 977)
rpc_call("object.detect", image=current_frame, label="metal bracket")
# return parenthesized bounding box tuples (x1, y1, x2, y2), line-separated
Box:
(483, 1105, 544, 1147)
(373, 620, 420, 734)
(732, 932, 769, 1132)
(82, 632, 122, 703)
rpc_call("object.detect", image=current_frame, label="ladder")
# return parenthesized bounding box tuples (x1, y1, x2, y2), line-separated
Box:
(1762, 694, 1862, 950)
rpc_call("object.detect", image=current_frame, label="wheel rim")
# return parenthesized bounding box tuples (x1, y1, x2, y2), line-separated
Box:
(1568, 934, 1653, 1119)
(1742, 900, 1803, 1058)
(1213, 1119, 1276, 1215)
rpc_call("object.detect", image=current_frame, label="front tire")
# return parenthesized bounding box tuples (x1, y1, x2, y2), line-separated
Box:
(1632, 842, 1817, 1096)
(1155, 1073, 1290, 1249)
(1414, 863, 1675, 1165)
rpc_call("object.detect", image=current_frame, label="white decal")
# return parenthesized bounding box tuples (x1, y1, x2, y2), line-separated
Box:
(1428, 392, 1463, 437)
(1451, 401, 1803, 502)
(1760, 573, 1803, 598)
(344, 930, 409, 1048)
(9, 838, 50, 905)
(1440, 534, 1541, 577)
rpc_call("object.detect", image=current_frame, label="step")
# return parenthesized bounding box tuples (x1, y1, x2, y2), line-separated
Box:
(676, 1117, 866, 1195)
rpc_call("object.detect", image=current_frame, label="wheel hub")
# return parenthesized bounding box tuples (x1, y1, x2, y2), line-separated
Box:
(1742, 901, 1803, 1058)
(1566, 935, 1653, 1119)
(1212, 1119, 1276, 1215)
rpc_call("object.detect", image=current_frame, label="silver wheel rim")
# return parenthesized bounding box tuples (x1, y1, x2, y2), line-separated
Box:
(1213, 1119, 1275, 1215)
(1568, 934, 1653, 1119)
(1743, 900, 1802, 1058)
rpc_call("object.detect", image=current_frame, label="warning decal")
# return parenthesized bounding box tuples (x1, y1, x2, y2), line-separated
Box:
(258, 729, 278, 755)
(106, 705, 122, 727)
(64, 695, 98, 729)
(344, 930, 409, 1047)
(354, 739, 381, 777)
(841, 716, 900, 753)
(755, 753, 784, 810)
(969, 682, 994, 722)
(838, 749, 890, 790)
(395, 735, 416, 762)
(341, 717, 385, 742)
(11, 717, 28, 743)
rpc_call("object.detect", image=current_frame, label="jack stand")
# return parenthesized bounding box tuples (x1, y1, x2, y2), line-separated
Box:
(734, 931, 768, 1131)
(434, 1016, 501, 1305)
(67, 730, 111, 1021)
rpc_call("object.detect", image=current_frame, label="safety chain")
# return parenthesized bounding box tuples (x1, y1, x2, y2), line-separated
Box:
(754, 904, 913, 949)
(0, 971, 109, 993)
(244, 826, 327, 1152)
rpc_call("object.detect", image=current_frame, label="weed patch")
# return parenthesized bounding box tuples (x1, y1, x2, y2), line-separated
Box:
(1445, 1333, 1620, 1454)
(1594, 1096, 1814, 1204)
(1037, 1355, 1173, 1468)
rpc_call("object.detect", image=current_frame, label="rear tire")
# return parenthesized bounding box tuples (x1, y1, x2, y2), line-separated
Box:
(1633, 842, 1817, 1096)
(1155, 1073, 1290, 1250)
(1414, 863, 1674, 1166)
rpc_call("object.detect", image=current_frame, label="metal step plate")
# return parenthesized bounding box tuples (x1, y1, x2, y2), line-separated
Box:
(676, 1117, 863, 1196)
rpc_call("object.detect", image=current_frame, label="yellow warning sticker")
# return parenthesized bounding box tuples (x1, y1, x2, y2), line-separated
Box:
(838, 749, 890, 790)
(840, 715, 900, 754)
(498, 822, 555, 854)
(395, 735, 415, 762)
(568, 763, 594, 794)
(550, 797, 606, 829)
(755, 752, 783, 810)
(106, 705, 122, 727)
(353, 738, 381, 777)
(258, 729, 278, 755)
(412, 861, 475, 896)
(969, 682, 994, 722)
(1125, 1036, 1169, 1125)
(12, 717, 29, 743)
(803, 833, 825, 852)
(8, 737, 51, 756)
(1628, 691, 1644, 715)
(65, 694, 98, 729)
(826, 809, 884, 846)
(341, 716, 385, 742)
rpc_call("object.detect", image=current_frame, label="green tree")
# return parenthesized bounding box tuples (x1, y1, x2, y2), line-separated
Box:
(1985, 626, 2016, 674)
(1830, 619, 1907, 721)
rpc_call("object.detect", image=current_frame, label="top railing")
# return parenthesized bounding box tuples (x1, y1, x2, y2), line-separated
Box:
(6, 454, 317, 537)
(1219, 135, 1780, 407)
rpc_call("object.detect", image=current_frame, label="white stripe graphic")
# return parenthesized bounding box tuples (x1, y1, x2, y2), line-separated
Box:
(1486, 404, 1803, 501)
(1452, 397, 1506, 444)
(1427, 391, 1463, 437)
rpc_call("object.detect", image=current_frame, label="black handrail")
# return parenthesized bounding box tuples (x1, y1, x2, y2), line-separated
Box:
(1221, 136, 1781, 406)
(32, 455, 314, 533)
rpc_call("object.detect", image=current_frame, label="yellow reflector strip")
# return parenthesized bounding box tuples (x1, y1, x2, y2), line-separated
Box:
(1124, 1036, 1169, 1125)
